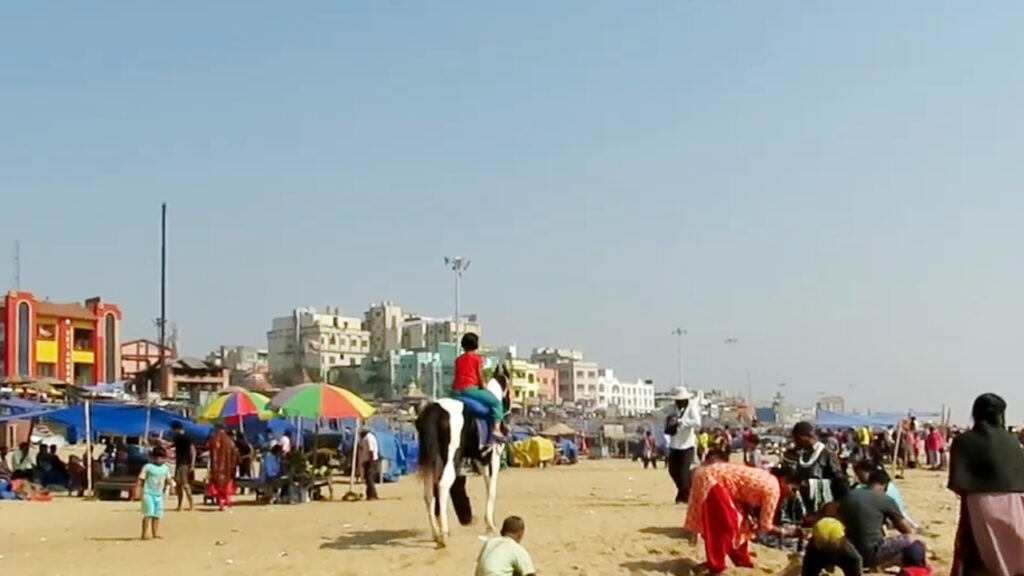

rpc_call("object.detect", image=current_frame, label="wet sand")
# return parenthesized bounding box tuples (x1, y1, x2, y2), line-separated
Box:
(0, 460, 957, 576)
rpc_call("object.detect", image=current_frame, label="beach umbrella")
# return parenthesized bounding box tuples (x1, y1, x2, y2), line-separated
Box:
(197, 388, 273, 424)
(269, 382, 374, 419)
(270, 383, 375, 501)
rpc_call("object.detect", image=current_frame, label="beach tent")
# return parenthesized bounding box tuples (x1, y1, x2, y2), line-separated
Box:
(540, 423, 577, 437)
(0, 403, 210, 443)
(0, 397, 55, 415)
(814, 409, 943, 429)
(509, 436, 555, 468)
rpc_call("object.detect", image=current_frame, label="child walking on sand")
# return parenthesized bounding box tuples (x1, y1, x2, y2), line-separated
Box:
(135, 446, 172, 540)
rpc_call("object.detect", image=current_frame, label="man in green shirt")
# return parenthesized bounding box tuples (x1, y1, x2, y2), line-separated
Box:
(476, 516, 537, 576)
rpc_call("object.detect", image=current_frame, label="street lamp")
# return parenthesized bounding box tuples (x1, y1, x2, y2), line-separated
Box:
(444, 256, 471, 344)
(671, 328, 686, 388)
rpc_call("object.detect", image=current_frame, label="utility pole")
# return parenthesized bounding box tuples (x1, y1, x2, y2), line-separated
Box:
(670, 328, 686, 388)
(147, 203, 167, 442)
(444, 257, 471, 344)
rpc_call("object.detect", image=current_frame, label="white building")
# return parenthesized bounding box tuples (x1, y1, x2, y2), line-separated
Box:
(206, 345, 268, 374)
(365, 301, 406, 359)
(595, 369, 656, 416)
(530, 347, 599, 405)
(401, 315, 482, 352)
(267, 307, 370, 376)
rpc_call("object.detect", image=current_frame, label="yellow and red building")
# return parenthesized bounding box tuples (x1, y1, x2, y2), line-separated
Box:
(0, 291, 122, 384)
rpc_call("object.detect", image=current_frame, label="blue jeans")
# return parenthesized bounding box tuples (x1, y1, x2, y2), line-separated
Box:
(453, 387, 504, 422)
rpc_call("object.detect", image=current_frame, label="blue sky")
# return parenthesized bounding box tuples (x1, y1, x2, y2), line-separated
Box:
(3, 2, 1024, 421)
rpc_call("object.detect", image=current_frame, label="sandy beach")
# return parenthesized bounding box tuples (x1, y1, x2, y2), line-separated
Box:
(0, 461, 957, 576)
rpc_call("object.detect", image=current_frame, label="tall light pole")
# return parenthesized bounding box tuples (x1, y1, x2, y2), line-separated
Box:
(671, 328, 686, 388)
(724, 338, 751, 405)
(444, 256, 471, 344)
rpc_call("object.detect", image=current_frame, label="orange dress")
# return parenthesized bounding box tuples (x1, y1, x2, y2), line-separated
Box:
(685, 462, 782, 538)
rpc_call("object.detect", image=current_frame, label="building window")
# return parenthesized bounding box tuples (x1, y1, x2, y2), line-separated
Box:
(17, 302, 30, 375)
(37, 324, 56, 341)
(104, 314, 116, 382)
(73, 363, 94, 385)
(73, 328, 95, 351)
(37, 363, 56, 378)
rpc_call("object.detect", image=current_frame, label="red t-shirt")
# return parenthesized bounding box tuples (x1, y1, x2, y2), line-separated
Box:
(453, 353, 483, 391)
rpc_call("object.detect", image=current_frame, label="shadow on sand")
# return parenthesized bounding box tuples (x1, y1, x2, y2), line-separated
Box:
(620, 558, 703, 575)
(319, 529, 428, 550)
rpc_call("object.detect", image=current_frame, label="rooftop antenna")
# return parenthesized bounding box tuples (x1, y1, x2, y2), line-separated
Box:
(13, 240, 20, 291)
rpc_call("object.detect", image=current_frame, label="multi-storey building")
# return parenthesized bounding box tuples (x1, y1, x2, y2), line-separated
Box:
(596, 369, 656, 416)
(400, 316, 482, 352)
(206, 345, 269, 374)
(1, 291, 122, 384)
(537, 367, 559, 403)
(267, 307, 370, 378)
(121, 339, 175, 380)
(364, 301, 406, 359)
(506, 357, 540, 405)
(530, 347, 599, 404)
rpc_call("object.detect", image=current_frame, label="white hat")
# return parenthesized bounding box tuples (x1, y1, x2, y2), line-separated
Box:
(670, 386, 693, 401)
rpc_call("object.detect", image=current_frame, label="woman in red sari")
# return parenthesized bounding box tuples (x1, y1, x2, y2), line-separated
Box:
(206, 427, 239, 511)
(684, 457, 783, 573)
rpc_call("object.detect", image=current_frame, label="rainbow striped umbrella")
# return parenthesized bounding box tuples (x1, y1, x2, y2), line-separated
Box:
(269, 382, 375, 419)
(197, 388, 273, 424)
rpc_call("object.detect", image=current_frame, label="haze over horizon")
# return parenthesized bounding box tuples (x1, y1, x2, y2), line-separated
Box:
(4, 2, 1024, 422)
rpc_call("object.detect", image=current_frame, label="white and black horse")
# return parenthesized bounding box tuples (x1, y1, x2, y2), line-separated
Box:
(414, 367, 510, 548)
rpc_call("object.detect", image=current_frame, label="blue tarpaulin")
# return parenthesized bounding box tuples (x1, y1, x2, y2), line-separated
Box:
(0, 398, 55, 415)
(0, 404, 211, 443)
(815, 409, 943, 429)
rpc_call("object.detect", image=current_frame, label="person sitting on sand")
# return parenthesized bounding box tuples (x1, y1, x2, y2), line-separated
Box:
(0, 446, 12, 479)
(800, 517, 863, 576)
(475, 515, 536, 576)
(685, 459, 783, 573)
(851, 461, 920, 531)
(135, 446, 172, 540)
(11, 442, 34, 480)
(838, 468, 915, 570)
(897, 541, 931, 576)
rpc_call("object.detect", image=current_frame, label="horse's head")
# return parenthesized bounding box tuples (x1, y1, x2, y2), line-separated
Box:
(492, 362, 513, 417)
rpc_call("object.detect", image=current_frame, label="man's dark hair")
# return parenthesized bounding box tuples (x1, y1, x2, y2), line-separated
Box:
(830, 477, 851, 500)
(461, 332, 480, 352)
(867, 468, 890, 487)
(171, 421, 183, 431)
(853, 459, 877, 473)
(705, 449, 730, 463)
(500, 515, 525, 537)
(792, 421, 816, 438)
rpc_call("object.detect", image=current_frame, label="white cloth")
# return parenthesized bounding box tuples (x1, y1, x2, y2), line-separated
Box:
(279, 435, 292, 454)
(668, 401, 702, 451)
(359, 433, 379, 462)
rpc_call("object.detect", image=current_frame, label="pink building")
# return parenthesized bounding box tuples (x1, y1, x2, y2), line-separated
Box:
(538, 367, 559, 404)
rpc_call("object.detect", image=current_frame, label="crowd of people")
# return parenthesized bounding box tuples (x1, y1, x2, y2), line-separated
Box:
(659, 389, 1024, 576)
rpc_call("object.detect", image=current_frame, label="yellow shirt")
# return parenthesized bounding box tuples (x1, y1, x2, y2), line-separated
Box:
(698, 432, 710, 449)
(858, 427, 871, 446)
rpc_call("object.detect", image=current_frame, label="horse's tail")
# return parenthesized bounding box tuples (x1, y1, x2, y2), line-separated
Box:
(415, 402, 450, 482)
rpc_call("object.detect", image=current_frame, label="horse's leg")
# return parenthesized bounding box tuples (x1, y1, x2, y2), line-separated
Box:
(423, 475, 440, 543)
(436, 456, 457, 548)
(484, 447, 501, 534)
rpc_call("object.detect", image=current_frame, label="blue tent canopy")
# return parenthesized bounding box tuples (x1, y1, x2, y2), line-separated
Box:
(815, 409, 944, 429)
(0, 404, 211, 443)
